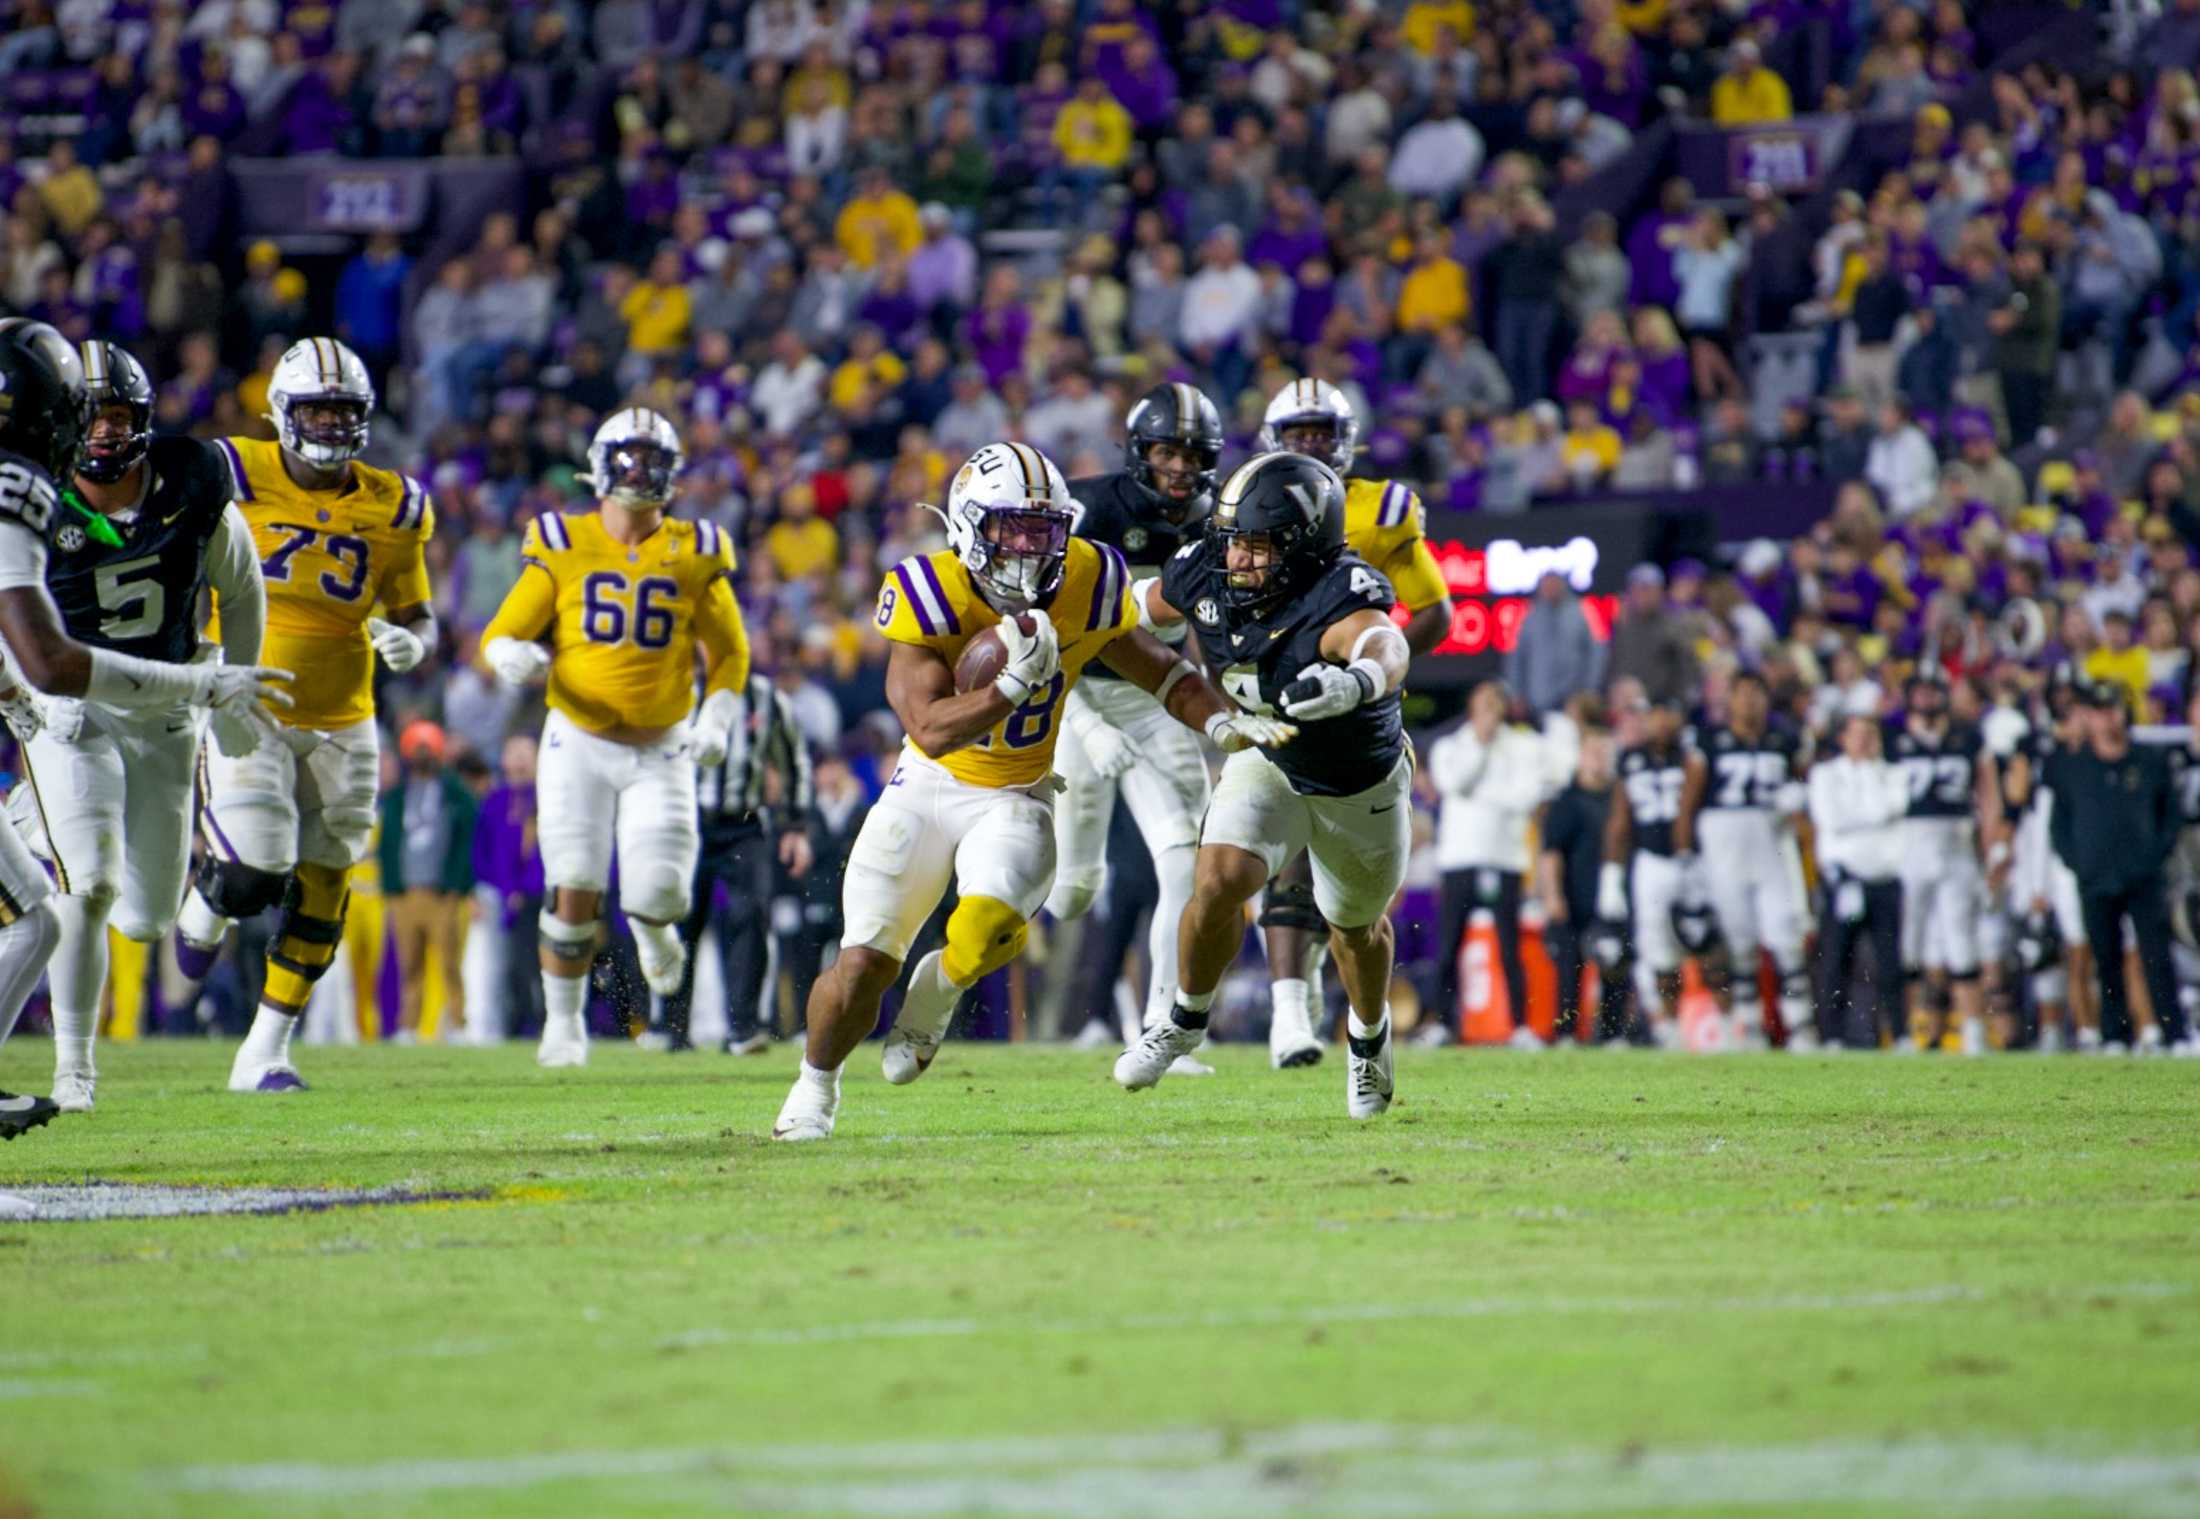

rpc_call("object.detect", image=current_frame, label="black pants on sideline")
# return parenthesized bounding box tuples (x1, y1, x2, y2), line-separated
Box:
(503, 892, 545, 1038)
(2080, 879, 2187, 1046)
(1438, 867, 1526, 1029)
(1545, 916, 1630, 1041)
(779, 898, 841, 1035)
(660, 823, 775, 1045)
(1818, 875, 1902, 1047)
(2001, 369, 2052, 447)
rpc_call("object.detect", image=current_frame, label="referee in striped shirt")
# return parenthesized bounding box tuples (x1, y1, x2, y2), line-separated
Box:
(654, 671, 816, 1053)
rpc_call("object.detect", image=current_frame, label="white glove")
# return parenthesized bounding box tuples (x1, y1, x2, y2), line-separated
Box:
(1280, 661, 1377, 721)
(485, 636, 553, 688)
(0, 687, 41, 743)
(1081, 718, 1139, 778)
(367, 616, 428, 674)
(209, 703, 268, 759)
(1596, 862, 1628, 923)
(1204, 709, 1298, 752)
(692, 688, 746, 770)
(992, 610, 1060, 706)
(189, 664, 295, 717)
(41, 696, 84, 743)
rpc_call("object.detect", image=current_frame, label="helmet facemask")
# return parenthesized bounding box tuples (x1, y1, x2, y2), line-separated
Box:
(278, 393, 371, 468)
(1214, 525, 1297, 619)
(1134, 438, 1219, 518)
(78, 399, 150, 484)
(958, 499, 1071, 612)
(1267, 414, 1354, 473)
(598, 439, 680, 508)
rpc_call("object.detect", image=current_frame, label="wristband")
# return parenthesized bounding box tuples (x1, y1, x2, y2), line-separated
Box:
(1347, 657, 1385, 702)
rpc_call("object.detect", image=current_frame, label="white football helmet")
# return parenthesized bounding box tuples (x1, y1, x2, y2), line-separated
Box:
(586, 407, 685, 508)
(937, 441, 1074, 611)
(1258, 377, 1359, 473)
(267, 337, 374, 468)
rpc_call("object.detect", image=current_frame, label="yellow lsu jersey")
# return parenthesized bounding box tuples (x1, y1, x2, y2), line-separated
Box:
(484, 510, 751, 735)
(877, 539, 1133, 787)
(213, 436, 434, 731)
(1344, 477, 1448, 613)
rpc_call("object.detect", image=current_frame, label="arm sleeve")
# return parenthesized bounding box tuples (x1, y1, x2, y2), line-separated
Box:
(695, 572, 753, 696)
(1379, 491, 1449, 612)
(0, 519, 48, 591)
(480, 558, 559, 646)
(205, 503, 265, 666)
(774, 686, 815, 820)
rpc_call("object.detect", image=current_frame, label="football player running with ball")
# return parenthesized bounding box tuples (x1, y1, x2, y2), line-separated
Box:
(173, 338, 438, 1094)
(0, 320, 288, 1176)
(1117, 452, 1415, 1119)
(480, 409, 753, 1070)
(10, 340, 268, 1113)
(1053, 383, 1226, 1069)
(771, 442, 1288, 1142)
(1254, 379, 1452, 1067)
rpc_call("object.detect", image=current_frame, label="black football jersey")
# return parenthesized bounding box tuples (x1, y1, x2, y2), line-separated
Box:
(1070, 470, 1209, 685)
(1162, 541, 1404, 797)
(1698, 724, 1801, 812)
(1617, 742, 1689, 857)
(1886, 720, 1984, 821)
(44, 436, 233, 663)
(0, 446, 61, 543)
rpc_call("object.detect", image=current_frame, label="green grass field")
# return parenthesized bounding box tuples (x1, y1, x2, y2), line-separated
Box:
(4, 1040, 2199, 1519)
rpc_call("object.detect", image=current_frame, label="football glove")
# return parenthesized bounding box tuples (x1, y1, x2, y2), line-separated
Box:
(993, 610, 1060, 707)
(367, 616, 428, 674)
(485, 636, 553, 688)
(189, 664, 295, 717)
(1205, 710, 1298, 752)
(1280, 661, 1378, 721)
(0, 688, 42, 744)
(1596, 862, 1629, 924)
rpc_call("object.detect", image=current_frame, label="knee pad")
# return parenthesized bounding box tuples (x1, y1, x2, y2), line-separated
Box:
(538, 910, 597, 971)
(194, 855, 292, 919)
(268, 872, 348, 985)
(1259, 880, 1328, 934)
(942, 895, 1028, 985)
(1044, 866, 1105, 923)
(621, 869, 690, 927)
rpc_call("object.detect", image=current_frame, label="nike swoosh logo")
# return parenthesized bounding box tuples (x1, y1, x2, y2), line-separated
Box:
(161, 506, 186, 524)
(166, 721, 191, 734)
(1371, 804, 1396, 814)
(1269, 628, 1288, 640)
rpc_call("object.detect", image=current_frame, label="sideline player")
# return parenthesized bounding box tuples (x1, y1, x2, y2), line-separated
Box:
(771, 442, 1288, 1141)
(0, 320, 287, 1173)
(1255, 378, 1452, 1066)
(172, 337, 439, 1092)
(1685, 670, 1814, 1049)
(482, 408, 752, 1069)
(7, 341, 269, 1112)
(1887, 668, 2002, 1053)
(1116, 451, 1415, 1118)
(1052, 382, 1224, 1069)
(1599, 695, 1702, 1044)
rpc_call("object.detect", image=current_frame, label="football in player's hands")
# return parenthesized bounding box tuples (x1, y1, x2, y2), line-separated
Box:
(953, 613, 1038, 693)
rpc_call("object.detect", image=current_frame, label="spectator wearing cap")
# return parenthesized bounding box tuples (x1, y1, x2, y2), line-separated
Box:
(1710, 38, 1793, 126)
(1607, 564, 1699, 705)
(379, 722, 479, 1045)
(1954, 411, 2025, 516)
(1506, 571, 1607, 718)
(2047, 684, 2194, 1053)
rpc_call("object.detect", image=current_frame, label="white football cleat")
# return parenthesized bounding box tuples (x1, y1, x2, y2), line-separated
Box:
(227, 1056, 308, 1093)
(1168, 1049, 1216, 1077)
(1507, 1024, 1547, 1053)
(1784, 1026, 1821, 1054)
(2169, 1036, 2200, 1059)
(1268, 1003, 1323, 1069)
(1115, 1017, 1207, 1091)
(1347, 1018, 1394, 1120)
(723, 1031, 772, 1057)
(637, 939, 688, 999)
(51, 1070, 94, 1113)
(536, 1012, 589, 1069)
(772, 1071, 839, 1141)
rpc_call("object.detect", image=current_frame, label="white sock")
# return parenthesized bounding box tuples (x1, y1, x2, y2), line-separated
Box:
(542, 972, 586, 1039)
(631, 917, 679, 967)
(240, 1003, 298, 1067)
(1272, 977, 1311, 1027)
(0, 903, 61, 1047)
(1348, 1006, 1389, 1041)
(799, 1059, 841, 1091)
(1148, 842, 1194, 997)
(49, 894, 108, 1075)
(175, 888, 227, 951)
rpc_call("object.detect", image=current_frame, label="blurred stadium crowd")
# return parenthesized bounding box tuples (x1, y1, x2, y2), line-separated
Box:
(10, 0, 2200, 1049)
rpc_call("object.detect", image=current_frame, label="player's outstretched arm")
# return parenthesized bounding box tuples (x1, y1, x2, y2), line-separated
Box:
(1130, 577, 1185, 631)
(1398, 596, 1454, 657)
(206, 503, 267, 667)
(0, 584, 292, 715)
(1095, 627, 1294, 750)
(478, 559, 557, 686)
(887, 640, 1012, 757)
(1277, 608, 1409, 721)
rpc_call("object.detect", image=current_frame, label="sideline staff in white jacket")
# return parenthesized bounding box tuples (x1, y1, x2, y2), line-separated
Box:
(1809, 713, 1910, 1048)
(1428, 680, 1551, 1049)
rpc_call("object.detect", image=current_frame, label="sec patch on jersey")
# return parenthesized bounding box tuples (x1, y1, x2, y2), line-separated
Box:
(952, 612, 1037, 692)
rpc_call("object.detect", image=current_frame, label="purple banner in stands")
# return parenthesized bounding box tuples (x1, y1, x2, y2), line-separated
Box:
(1675, 116, 1854, 198)
(306, 166, 431, 233)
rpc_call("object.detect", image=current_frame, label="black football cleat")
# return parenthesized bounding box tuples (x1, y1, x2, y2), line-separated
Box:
(0, 1091, 60, 1140)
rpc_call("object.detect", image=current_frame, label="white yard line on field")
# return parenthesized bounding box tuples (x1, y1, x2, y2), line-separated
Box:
(167, 1421, 2200, 1516)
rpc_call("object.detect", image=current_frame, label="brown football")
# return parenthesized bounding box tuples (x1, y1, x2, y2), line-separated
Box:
(954, 613, 1038, 692)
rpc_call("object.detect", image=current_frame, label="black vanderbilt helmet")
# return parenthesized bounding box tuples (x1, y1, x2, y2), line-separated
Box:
(1209, 450, 1346, 619)
(1124, 381, 1223, 515)
(0, 318, 90, 481)
(76, 340, 155, 484)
